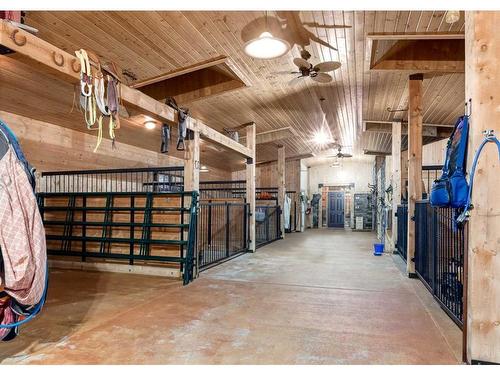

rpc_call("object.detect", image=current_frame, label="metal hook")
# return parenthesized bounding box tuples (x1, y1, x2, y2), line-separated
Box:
(10, 29, 27, 47)
(52, 51, 65, 67)
(71, 59, 81, 74)
(465, 98, 472, 117)
(386, 106, 408, 113)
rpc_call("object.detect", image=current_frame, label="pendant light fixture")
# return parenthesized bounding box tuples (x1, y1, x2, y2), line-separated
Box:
(243, 11, 290, 59)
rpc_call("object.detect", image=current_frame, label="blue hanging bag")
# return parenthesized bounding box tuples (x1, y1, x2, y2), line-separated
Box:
(430, 116, 469, 208)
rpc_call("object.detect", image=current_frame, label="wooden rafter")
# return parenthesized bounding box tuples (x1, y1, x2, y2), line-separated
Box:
(0, 20, 252, 159)
(363, 120, 453, 138)
(368, 32, 465, 73)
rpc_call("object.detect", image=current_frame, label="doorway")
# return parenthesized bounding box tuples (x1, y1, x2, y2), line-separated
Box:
(328, 192, 345, 228)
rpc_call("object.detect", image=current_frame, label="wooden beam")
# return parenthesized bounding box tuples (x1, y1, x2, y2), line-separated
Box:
(194, 120, 252, 159)
(363, 121, 453, 137)
(0, 20, 251, 160)
(367, 32, 465, 40)
(363, 150, 391, 156)
(240, 126, 297, 145)
(135, 66, 246, 104)
(370, 39, 465, 73)
(391, 121, 402, 254)
(277, 145, 286, 238)
(465, 11, 500, 365)
(255, 153, 313, 166)
(246, 122, 256, 252)
(130, 56, 229, 88)
(184, 118, 200, 192)
(407, 73, 424, 277)
(0, 20, 176, 124)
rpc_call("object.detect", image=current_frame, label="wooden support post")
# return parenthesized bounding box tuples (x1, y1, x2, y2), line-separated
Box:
(246, 123, 256, 252)
(184, 119, 200, 192)
(392, 121, 402, 253)
(184, 118, 200, 277)
(277, 145, 286, 238)
(407, 73, 423, 277)
(465, 11, 500, 365)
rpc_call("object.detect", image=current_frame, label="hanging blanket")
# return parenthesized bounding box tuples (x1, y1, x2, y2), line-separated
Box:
(0, 148, 46, 306)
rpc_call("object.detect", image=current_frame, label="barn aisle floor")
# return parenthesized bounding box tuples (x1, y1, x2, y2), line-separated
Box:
(1, 229, 461, 364)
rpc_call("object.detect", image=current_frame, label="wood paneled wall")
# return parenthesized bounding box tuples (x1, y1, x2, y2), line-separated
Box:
(0, 111, 230, 180)
(232, 159, 301, 191)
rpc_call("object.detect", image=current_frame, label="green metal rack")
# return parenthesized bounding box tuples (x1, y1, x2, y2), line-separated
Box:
(38, 191, 199, 285)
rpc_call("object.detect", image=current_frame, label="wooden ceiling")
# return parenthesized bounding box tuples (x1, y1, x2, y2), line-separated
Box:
(1, 11, 465, 170)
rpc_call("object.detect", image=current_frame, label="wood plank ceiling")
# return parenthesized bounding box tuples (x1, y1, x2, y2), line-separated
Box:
(1, 11, 465, 169)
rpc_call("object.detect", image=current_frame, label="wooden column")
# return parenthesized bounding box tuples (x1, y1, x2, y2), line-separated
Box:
(465, 11, 500, 364)
(407, 73, 423, 277)
(277, 145, 286, 238)
(246, 123, 256, 252)
(392, 121, 402, 253)
(184, 119, 200, 192)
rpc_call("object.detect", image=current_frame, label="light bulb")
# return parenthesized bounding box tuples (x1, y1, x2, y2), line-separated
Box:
(243, 31, 290, 59)
(144, 121, 156, 130)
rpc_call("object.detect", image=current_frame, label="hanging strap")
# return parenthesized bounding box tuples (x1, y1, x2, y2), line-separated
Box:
(456, 130, 500, 224)
(0, 265, 49, 330)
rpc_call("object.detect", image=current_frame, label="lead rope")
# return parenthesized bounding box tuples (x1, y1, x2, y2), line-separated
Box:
(75, 49, 97, 128)
(456, 130, 500, 224)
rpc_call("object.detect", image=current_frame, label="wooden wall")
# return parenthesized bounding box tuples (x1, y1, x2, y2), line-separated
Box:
(232, 159, 301, 191)
(0, 111, 231, 180)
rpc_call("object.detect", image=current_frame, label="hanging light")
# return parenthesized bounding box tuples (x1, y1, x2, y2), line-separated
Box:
(243, 11, 290, 59)
(445, 11, 460, 24)
(313, 129, 330, 145)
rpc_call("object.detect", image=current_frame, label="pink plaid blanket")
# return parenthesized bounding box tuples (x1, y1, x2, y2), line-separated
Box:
(0, 148, 46, 306)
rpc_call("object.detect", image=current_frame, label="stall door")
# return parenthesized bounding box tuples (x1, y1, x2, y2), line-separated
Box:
(328, 192, 344, 228)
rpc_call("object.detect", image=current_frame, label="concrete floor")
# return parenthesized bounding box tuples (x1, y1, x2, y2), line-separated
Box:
(1, 229, 462, 364)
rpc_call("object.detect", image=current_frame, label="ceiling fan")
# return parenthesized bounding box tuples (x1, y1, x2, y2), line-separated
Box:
(279, 49, 341, 84)
(326, 146, 352, 159)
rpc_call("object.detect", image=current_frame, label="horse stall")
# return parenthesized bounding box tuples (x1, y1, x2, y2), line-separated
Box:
(37, 167, 199, 284)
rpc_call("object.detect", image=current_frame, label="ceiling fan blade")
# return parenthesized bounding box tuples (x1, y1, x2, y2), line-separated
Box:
(311, 72, 333, 84)
(293, 57, 311, 69)
(314, 61, 341, 73)
(340, 153, 353, 158)
(288, 76, 304, 87)
(274, 70, 301, 75)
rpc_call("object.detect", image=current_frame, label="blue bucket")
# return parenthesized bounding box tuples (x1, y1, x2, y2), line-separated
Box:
(373, 243, 384, 256)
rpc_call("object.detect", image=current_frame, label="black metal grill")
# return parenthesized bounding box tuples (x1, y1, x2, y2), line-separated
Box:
(396, 203, 408, 262)
(255, 205, 281, 248)
(197, 201, 249, 270)
(415, 201, 467, 327)
(39, 167, 184, 193)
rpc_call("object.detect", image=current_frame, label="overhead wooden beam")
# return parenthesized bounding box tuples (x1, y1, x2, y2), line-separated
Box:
(0, 20, 252, 160)
(131, 56, 229, 88)
(195, 120, 252, 159)
(255, 153, 313, 166)
(367, 32, 465, 40)
(465, 11, 500, 365)
(240, 126, 297, 145)
(407, 73, 424, 277)
(246, 123, 256, 252)
(370, 39, 465, 73)
(0, 20, 176, 124)
(135, 65, 246, 104)
(363, 121, 453, 138)
(363, 150, 391, 156)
